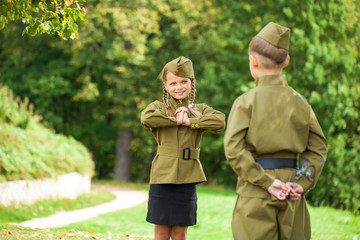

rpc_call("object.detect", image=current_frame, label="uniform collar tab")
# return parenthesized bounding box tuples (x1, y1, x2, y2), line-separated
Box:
(255, 75, 288, 86)
(169, 97, 189, 107)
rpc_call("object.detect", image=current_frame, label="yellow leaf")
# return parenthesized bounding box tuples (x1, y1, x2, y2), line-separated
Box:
(39, 2, 45, 12)
(64, 0, 74, 6)
(62, 19, 68, 27)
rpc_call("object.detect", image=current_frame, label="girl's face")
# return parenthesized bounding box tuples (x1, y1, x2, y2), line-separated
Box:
(164, 71, 191, 100)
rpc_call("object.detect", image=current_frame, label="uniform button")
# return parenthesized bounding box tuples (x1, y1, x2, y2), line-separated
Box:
(191, 124, 195, 127)
(195, 124, 199, 127)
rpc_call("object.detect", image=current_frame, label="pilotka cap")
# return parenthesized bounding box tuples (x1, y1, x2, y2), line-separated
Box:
(256, 22, 290, 50)
(163, 56, 195, 81)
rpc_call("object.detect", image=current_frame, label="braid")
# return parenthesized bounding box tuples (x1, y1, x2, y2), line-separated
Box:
(163, 84, 171, 116)
(189, 79, 196, 105)
(188, 79, 203, 118)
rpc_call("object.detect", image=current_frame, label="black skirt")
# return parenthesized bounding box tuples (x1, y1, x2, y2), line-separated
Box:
(146, 183, 197, 227)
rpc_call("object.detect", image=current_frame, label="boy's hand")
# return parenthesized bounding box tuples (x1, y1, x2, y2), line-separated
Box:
(267, 179, 290, 200)
(286, 182, 303, 201)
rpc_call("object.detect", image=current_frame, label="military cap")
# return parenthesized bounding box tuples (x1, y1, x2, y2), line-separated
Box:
(256, 22, 290, 50)
(163, 56, 195, 81)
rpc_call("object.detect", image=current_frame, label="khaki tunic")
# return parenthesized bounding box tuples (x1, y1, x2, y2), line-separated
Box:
(224, 74, 327, 193)
(141, 97, 225, 184)
(224, 75, 328, 239)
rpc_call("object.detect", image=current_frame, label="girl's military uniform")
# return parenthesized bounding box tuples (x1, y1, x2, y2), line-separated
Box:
(142, 96, 225, 184)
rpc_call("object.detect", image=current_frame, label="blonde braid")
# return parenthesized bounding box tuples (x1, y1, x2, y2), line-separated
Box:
(189, 79, 202, 118)
(163, 84, 171, 116)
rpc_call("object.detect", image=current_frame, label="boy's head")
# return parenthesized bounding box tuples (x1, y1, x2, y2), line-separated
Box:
(249, 22, 290, 70)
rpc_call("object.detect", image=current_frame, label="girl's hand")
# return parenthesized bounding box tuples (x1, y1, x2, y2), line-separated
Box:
(175, 107, 188, 116)
(175, 107, 190, 126)
(182, 112, 190, 126)
(176, 111, 184, 125)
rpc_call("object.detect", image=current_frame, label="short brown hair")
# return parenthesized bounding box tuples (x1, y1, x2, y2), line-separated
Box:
(249, 36, 288, 69)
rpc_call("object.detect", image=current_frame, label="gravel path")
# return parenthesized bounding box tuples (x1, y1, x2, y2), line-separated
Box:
(19, 184, 148, 228)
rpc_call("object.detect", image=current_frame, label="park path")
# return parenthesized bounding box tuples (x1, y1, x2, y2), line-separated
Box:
(19, 183, 148, 229)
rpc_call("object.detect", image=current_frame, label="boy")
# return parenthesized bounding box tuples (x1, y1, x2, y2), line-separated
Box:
(224, 22, 328, 240)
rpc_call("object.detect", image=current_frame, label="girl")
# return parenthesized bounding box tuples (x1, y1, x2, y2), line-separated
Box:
(141, 56, 225, 240)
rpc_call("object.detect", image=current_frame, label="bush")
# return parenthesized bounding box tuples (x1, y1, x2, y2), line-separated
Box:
(0, 85, 94, 182)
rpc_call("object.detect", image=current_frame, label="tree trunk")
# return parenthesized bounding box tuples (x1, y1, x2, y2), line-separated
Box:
(114, 127, 133, 182)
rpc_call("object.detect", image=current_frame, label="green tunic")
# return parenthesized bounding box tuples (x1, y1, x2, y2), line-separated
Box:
(224, 74, 327, 193)
(141, 97, 225, 184)
(224, 74, 328, 239)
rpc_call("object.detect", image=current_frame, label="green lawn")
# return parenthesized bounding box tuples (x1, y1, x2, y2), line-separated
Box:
(0, 189, 115, 223)
(1, 184, 359, 240)
(62, 185, 359, 240)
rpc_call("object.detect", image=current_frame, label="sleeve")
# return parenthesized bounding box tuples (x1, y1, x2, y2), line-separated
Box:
(297, 108, 328, 192)
(224, 96, 275, 189)
(188, 104, 225, 133)
(141, 101, 178, 128)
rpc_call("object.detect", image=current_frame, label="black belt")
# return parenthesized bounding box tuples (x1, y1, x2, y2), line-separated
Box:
(255, 158, 298, 169)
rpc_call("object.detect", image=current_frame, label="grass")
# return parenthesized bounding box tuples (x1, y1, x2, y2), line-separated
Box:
(0, 189, 115, 223)
(0, 183, 359, 240)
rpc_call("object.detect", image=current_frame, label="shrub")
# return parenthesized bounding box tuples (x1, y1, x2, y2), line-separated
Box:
(0, 84, 94, 182)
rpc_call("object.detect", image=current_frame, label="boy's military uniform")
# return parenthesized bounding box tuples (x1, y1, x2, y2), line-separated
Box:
(224, 22, 328, 240)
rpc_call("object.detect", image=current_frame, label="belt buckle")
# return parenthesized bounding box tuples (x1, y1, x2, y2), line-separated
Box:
(183, 148, 191, 160)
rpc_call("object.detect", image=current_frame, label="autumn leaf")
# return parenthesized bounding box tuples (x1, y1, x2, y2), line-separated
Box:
(56, 232, 67, 236)
(64, 0, 75, 7)
(6, 230, 14, 236)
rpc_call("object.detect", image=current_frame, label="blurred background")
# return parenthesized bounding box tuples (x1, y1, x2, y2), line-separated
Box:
(0, 0, 359, 214)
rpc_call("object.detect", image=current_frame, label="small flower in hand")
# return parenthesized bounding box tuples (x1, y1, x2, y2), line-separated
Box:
(291, 157, 324, 190)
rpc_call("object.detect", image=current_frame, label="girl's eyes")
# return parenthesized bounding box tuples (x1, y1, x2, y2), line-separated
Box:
(170, 80, 188, 86)
(168, 79, 188, 86)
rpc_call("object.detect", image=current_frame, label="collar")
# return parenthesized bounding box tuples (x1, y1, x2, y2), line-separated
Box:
(255, 75, 288, 87)
(169, 96, 189, 108)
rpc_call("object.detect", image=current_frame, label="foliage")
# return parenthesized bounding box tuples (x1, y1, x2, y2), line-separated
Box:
(0, 0, 86, 39)
(0, 84, 94, 182)
(0, 0, 359, 213)
(0, 84, 32, 129)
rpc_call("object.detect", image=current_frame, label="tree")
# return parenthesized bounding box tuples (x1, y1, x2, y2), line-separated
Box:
(1, 0, 359, 213)
(0, 0, 86, 39)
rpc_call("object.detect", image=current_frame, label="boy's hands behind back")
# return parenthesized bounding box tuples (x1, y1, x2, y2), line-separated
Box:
(267, 179, 303, 200)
